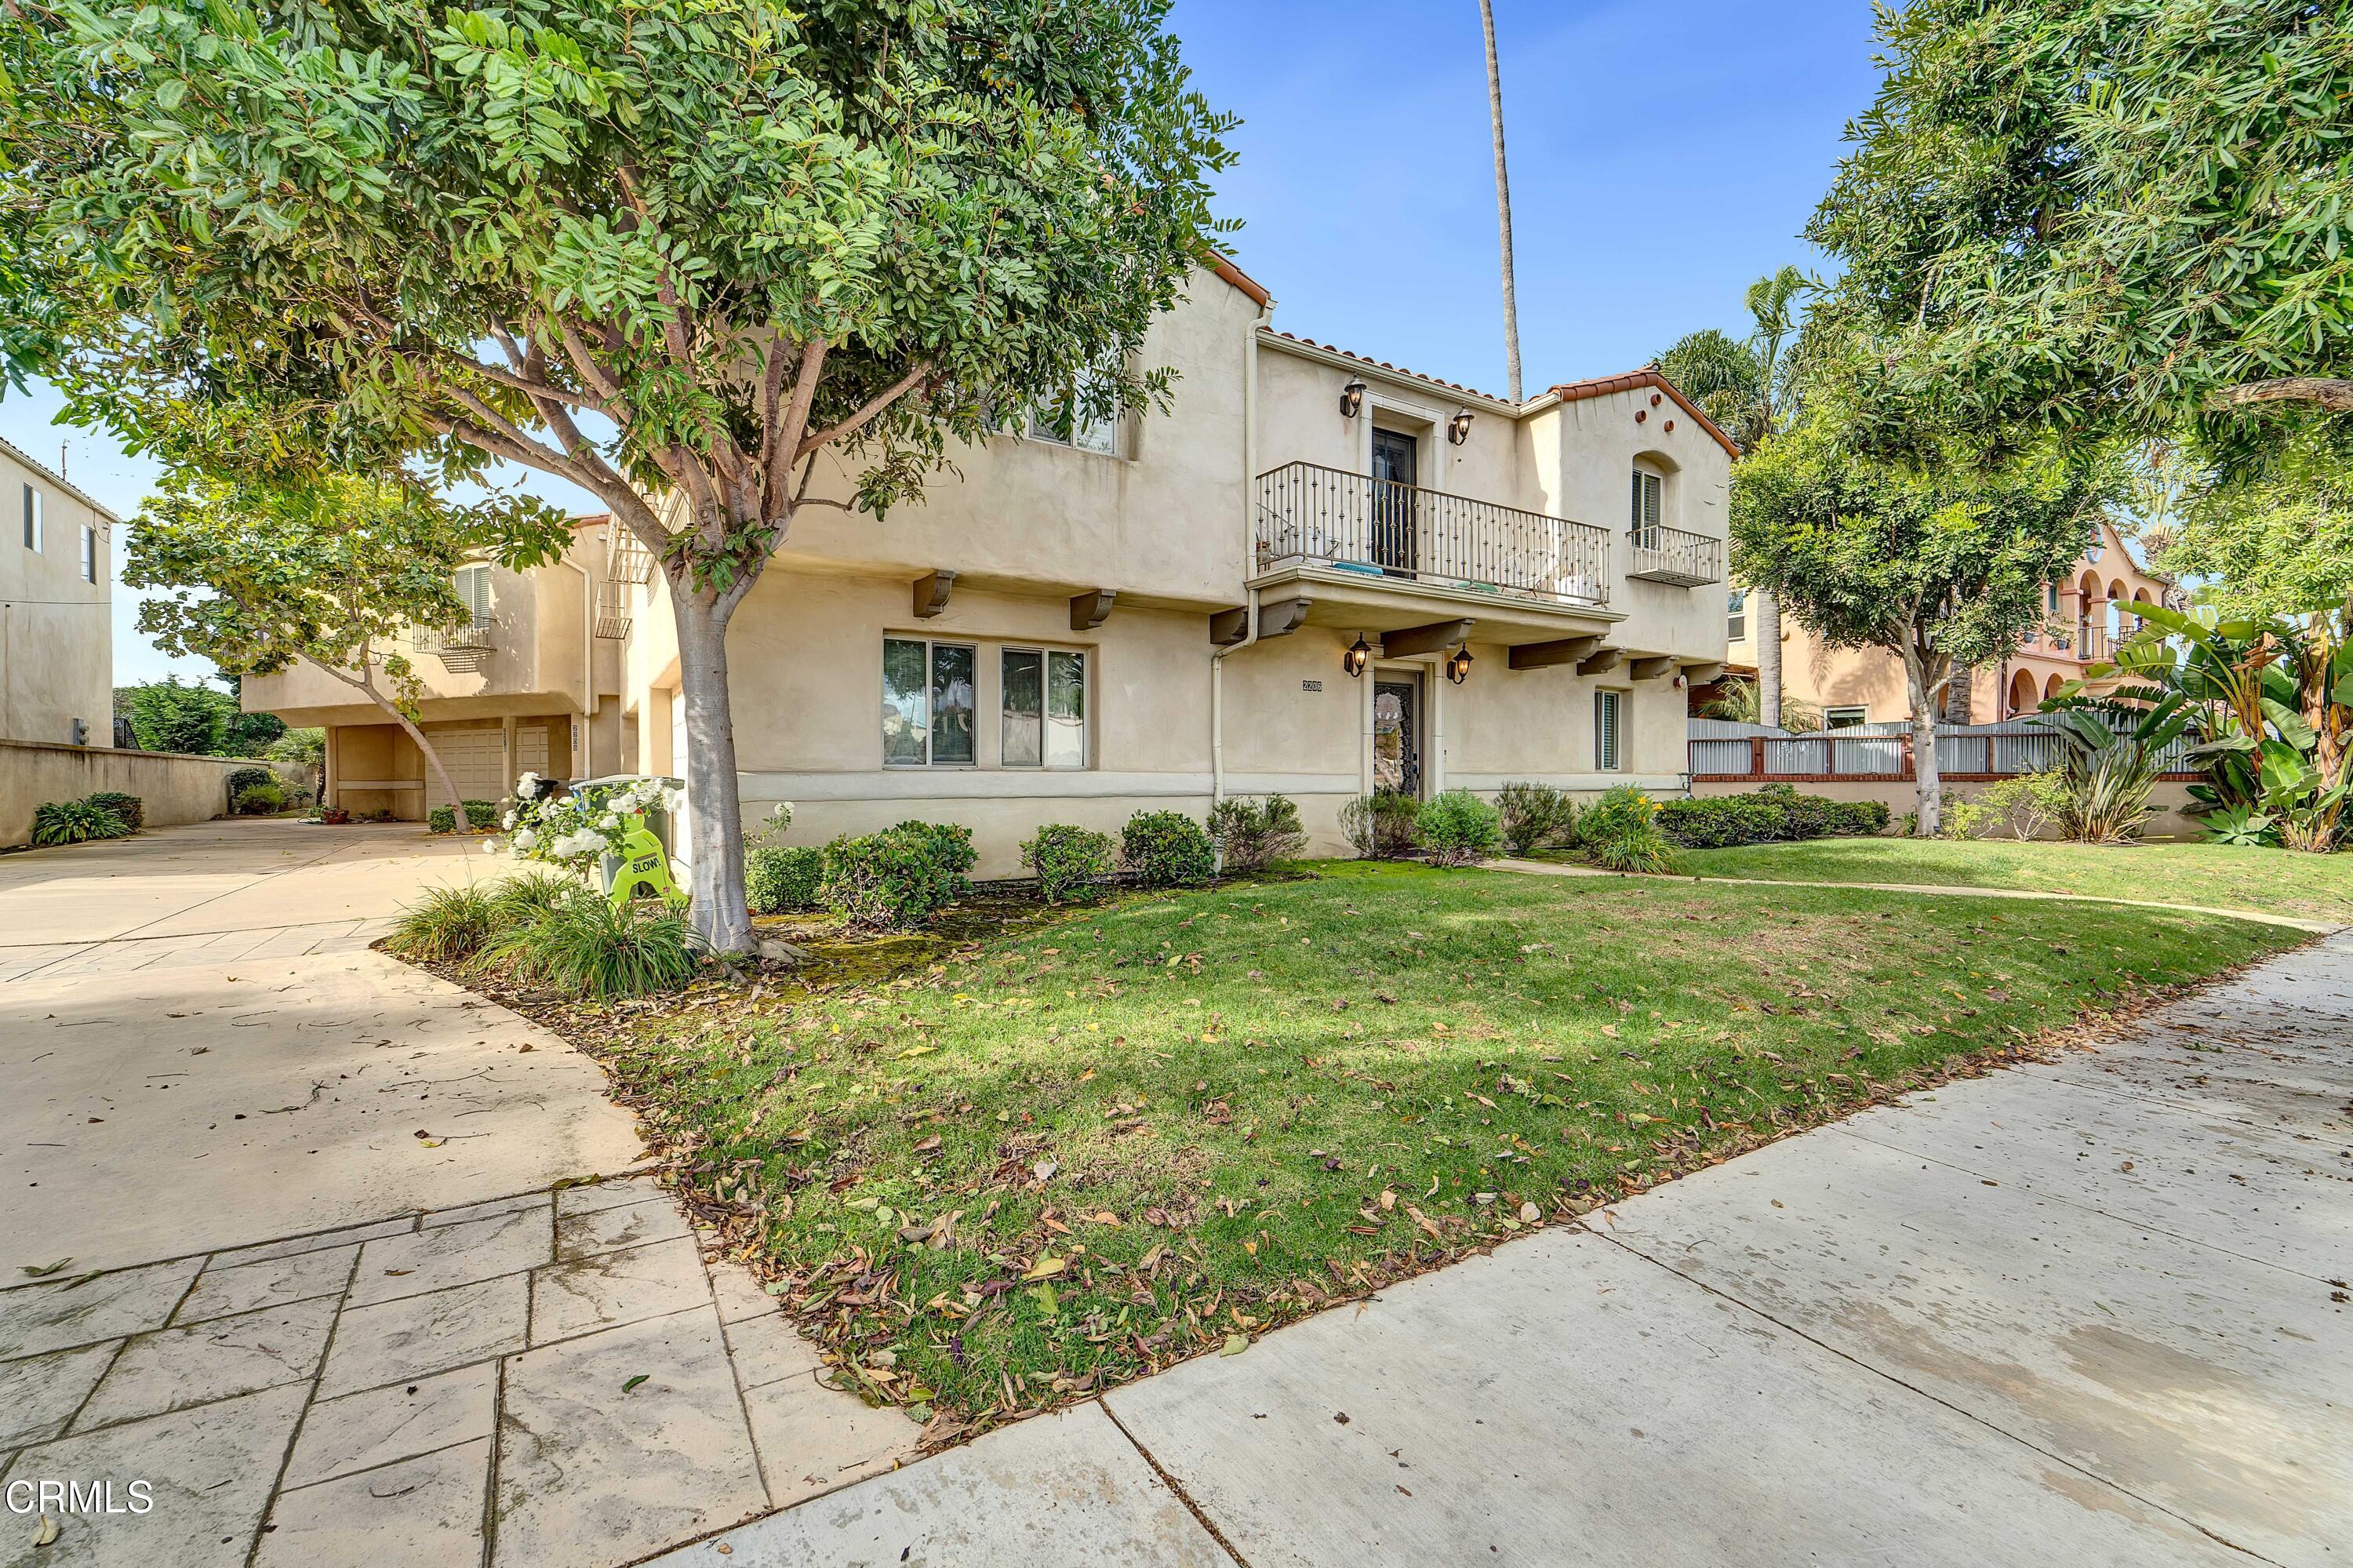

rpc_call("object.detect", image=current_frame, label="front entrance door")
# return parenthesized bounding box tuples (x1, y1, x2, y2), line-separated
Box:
(1373, 674, 1423, 798)
(1369, 428, 1420, 577)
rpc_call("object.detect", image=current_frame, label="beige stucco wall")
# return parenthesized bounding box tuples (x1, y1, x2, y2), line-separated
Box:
(0, 741, 271, 847)
(243, 526, 602, 728)
(0, 443, 112, 747)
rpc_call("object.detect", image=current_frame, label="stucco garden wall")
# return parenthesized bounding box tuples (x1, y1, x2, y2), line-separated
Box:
(0, 742, 297, 847)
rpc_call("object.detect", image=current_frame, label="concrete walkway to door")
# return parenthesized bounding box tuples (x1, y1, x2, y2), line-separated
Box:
(0, 820, 910, 1568)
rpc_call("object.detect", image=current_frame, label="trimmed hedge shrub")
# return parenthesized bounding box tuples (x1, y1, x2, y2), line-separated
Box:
(1121, 810, 1216, 887)
(821, 820, 977, 930)
(1653, 784, 1888, 848)
(461, 798, 499, 831)
(31, 798, 134, 846)
(1022, 824, 1116, 904)
(1495, 780, 1577, 854)
(1416, 789, 1503, 866)
(427, 804, 458, 834)
(745, 845, 824, 914)
(231, 780, 289, 815)
(1207, 793, 1307, 872)
(85, 791, 144, 831)
(224, 766, 275, 798)
(1340, 789, 1420, 859)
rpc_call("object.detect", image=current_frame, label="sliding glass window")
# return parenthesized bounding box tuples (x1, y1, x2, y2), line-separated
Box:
(883, 638, 976, 766)
(1001, 648, 1087, 768)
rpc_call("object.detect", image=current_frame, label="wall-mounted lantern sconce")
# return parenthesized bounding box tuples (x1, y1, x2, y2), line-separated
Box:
(1447, 408, 1475, 446)
(1445, 643, 1474, 685)
(1343, 635, 1371, 678)
(1340, 380, 1366, 419)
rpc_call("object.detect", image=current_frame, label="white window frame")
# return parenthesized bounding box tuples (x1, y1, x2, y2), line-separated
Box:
(882, 636, 980, 769)
(454, 563, 493, 625)
(79, 523, 97, 584)
(1824, 705, 1870, 729)
(21, 484, 41, 551)
(1726, 588, 1747, 642)
(1026, 370, 1123, 457)
(1595, 689, 1624, 772)
(998, 645, 1089, 769)
(1629, 467, 1664, 537)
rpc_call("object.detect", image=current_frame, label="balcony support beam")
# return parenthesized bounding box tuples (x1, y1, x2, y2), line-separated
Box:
(1629, 656, 1677, 681)
(1380, 618, 1476, 660)
(1070, 588, 1117, 632)
(1577, 647, 1623, 677)
(1210, 594, 1311, 648)
(1507, 635, 1600, 671)
(1681, 661, 1726, 686)
(913, 570, 956, 620)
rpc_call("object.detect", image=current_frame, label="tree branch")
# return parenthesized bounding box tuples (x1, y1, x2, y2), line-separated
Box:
(766, 335, 828, 511)
(797, 359, 932, 461)
(2209, 377, 2353, 413)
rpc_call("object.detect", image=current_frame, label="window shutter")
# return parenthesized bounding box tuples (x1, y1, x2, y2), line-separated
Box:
(1642, 473, 1660, 527)
(1629, 472, 1642, 527)
(1595, 690, 1620, 772)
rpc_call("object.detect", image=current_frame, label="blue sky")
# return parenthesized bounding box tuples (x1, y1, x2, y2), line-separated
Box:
(5, 0, 1883, 686)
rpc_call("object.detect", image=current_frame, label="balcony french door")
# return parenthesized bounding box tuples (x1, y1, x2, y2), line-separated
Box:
(1369, 428, 1419, 577)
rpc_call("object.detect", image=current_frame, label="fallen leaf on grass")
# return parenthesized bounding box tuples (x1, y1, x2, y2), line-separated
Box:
(1221, 1333, 1249, 1356)
(1021, 1254, 1068, 1281)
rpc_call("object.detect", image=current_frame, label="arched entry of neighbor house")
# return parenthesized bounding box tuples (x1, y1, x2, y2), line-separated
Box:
(2044, 673, 2068, 702)
(2007, 668, 2038, 716)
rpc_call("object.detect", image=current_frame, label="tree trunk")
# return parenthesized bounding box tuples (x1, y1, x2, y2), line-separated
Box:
(302, 653, 464, 817)
(674, 590, 754, 955)
(1756, 591, 1784, 728)
(1478, 0, 1522, 403)
(1900, 637, 1944, 838)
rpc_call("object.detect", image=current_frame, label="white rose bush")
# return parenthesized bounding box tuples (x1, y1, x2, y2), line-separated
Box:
(490, 776, 686, 874)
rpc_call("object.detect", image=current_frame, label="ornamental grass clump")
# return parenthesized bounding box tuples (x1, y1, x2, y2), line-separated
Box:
(30, 797, 134, 846)
(385, 884, 499, 964)
(478, 893, 700, 1001)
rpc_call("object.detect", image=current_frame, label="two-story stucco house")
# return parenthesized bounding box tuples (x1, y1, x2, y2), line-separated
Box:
(245, 261, 1734, 873)
(1, 435, 115, 747)
(1717, 516, 2176, 729)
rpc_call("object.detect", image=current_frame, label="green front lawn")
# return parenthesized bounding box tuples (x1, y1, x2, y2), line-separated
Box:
(587, 862, 2302, 1432)
(1681, 838, 2353, 925)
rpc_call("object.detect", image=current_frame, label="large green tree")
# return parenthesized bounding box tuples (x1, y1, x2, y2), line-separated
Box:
(1809, 0, 2353, 452)
(1730, 410, 2111, 835)
(2148, 434, 2353, 621)
(1656, 266, 1810, 724)
(125, 473, 566, 810)
(1, 0, 1234, 952)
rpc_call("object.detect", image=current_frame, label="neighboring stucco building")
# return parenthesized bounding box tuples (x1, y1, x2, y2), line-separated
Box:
(0, 435, 114, 746)
(1716, 517, 2176, 728)
(245, 262, 1735, 872)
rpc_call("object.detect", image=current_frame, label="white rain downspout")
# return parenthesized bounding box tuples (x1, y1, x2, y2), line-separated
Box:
(1212, 298, 1274, 805)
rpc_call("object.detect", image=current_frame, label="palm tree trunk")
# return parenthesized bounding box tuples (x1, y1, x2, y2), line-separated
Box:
(1478, 0, 1522, 403)
(1756, 591, 1784, 729)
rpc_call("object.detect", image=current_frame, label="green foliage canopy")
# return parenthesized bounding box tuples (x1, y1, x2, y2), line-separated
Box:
(1809, 0, 2353, 454)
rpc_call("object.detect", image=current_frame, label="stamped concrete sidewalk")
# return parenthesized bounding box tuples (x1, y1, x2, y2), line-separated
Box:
(669, 931, 2353, 1567)
(0, 822, 909, 1567)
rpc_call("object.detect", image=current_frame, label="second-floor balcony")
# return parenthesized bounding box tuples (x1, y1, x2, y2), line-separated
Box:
(413, 621, 496, 674)
(1625, 523, 1722, 587)
(1253, 461, 1611, 610)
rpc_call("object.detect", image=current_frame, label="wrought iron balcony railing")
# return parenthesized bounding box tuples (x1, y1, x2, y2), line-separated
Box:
(1625, 523, 1722, 587)
(413, 622, 495, 673)
(1253, 461, 1610, 609)
(594, 579, 633, 639)
(605, 522, 654, 586)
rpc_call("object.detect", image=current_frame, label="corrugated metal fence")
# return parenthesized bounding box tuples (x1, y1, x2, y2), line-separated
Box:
(1689, 717, 2197, 783)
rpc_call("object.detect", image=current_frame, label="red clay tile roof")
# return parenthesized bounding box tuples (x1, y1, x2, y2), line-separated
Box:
(1546, 367, 1740, 458)
(1207, 252, 1271, 309)
(1258, 329, 1511, 404)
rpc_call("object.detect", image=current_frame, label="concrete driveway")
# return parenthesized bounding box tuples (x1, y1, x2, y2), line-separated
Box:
(671, 931, 2353, 1568)
(0, 821, 908, 1568)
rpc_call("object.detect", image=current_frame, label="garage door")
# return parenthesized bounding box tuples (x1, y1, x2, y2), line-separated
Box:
(426, 728, 506, 810)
